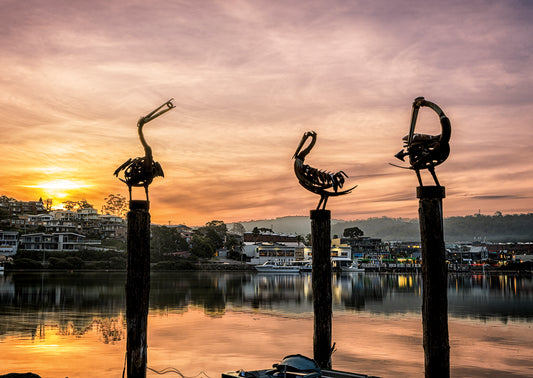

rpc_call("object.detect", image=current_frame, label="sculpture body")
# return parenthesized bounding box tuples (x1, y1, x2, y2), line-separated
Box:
(393, 97, 451, 186)
(114, 99, 175, 201)
(293, 131, 356, 210)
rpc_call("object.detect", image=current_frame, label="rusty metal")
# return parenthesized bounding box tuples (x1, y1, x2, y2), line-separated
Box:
(392, 97, 451, 186)
(293, 131, 356, 210)
(114, 99, 175, 201)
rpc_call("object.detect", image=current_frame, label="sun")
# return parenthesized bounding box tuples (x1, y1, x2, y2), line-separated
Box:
(24, 179, 93, 199)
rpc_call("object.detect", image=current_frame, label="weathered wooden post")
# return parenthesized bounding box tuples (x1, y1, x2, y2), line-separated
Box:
(114, 99, 175, 378)
(418, 186, 449, 377)
(311, 209, 332, 369)
(126, 200, 151, 378)
(293, 131, 356, 369)
(392, 97, 451, 377)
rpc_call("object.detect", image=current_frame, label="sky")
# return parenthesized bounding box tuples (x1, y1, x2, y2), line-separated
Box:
(1, 0, 532, 226)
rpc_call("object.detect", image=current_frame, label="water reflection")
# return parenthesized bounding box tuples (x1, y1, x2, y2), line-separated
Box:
(1, 271, 532, 341)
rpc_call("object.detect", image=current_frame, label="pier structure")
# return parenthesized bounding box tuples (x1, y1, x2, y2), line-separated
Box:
(418, 186, 449, 377)
(311, 209, 333, 369)
(125, 200, 151, 378)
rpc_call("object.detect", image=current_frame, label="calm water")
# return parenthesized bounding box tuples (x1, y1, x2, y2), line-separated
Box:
(1, 271, 532, 377)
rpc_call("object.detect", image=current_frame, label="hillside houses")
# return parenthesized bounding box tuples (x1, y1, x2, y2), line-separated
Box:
(0, 197, 128, 256)
(1, 198, 126, 240)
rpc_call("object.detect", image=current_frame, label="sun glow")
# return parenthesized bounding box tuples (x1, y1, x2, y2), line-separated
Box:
(24, 180, 93, 199)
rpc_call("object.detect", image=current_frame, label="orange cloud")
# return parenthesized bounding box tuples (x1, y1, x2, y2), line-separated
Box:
(1, 0, 532, 226)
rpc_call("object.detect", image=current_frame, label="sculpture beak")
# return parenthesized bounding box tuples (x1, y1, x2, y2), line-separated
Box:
(293, 132, 312, 159)
(394, 150, 406, 161)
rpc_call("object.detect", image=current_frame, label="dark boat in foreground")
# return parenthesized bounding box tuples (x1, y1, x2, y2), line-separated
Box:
(222, 354, 379, 378)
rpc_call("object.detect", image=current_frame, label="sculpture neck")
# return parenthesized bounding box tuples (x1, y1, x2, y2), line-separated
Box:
(138, 124, 153, 161)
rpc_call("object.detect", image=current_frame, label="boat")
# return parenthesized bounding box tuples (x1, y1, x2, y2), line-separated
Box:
(341, 261, 364, 273)
(222, 354, 374, 378)
(254, 260, 301, 274)
(298, 262, 312, 273)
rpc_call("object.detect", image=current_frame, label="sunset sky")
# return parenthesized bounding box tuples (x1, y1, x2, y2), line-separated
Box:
(1, 0, 532, 226)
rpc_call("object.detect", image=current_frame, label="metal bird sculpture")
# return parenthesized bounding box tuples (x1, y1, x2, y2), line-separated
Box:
(114, 99, 175, 201)
(392, 97, 451, 187)
(293, 131, 357, 210)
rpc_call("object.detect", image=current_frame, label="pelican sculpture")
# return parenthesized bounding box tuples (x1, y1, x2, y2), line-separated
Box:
(114, 99, 175, 201)
(293, 131, 357, 210)
(392, 97, 451, 187)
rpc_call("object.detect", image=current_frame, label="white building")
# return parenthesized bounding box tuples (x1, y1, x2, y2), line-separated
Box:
(247, 242, 304, 265)
(20, 232, 87, 252)
(76, 208, 98, 222)
(26, 214, 54, 225)
(51, 210, 77, 221)
(98, 214, 126, 239)
(0, 230, 18, 256)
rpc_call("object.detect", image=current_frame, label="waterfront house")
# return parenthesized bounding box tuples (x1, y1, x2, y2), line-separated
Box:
(0, 230, 18, 256)
(244, 230, 304, 264)
(26, 214, 54, 225)
(302, 240, 353, 268)
(447, 245, 488, 262)
(20, 232, 87, 252)
(248, 242, 303, 265)
(98, 214, 127, 240)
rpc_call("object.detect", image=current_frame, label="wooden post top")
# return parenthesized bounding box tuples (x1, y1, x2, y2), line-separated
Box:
(417, 186, 445, 199)
(129, 200, 150, 210)
(310, 209, 331, 221)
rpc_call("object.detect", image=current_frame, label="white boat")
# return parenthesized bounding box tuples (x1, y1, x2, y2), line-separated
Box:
(254, 260, 301, 274)
(341, 261, 365, 273)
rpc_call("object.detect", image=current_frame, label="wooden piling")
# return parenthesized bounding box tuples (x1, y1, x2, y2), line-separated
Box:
(311, 209, 332, 369)
(417, 186, 450, 378)
(126, 200, 151, 378)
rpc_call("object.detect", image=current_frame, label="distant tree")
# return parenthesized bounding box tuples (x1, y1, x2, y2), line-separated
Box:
(205, 220, 227, 237)
(305, 233, 312, 246)
(151, 225, 189, 260)
(44, 198, 53, 211)
(252, 227, 260, 239)
(205, 228, 224, 249)
(62, 199, 94, 211)
(195, 220, 226, 249)
(62, 200, 77, 211)
(190, 234, 215, 259)
(343, 226, 364, 239)
(189, 220, 229, 259)
(102, 194, 128, 218)
(77, 200, 94, 209)
(225, 235, 243, 254)
(0, 195, 16, 204)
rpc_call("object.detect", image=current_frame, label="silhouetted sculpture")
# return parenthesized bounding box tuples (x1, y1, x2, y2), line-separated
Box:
(393, 97, 451, 186)
(114, 99, 175, 201)
(293, 131, 356, 210)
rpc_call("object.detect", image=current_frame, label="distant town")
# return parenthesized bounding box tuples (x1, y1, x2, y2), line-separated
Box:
(1, 194, 532, 272)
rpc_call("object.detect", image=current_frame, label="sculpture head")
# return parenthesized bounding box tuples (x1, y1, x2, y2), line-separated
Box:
(293, 131, 317, 160)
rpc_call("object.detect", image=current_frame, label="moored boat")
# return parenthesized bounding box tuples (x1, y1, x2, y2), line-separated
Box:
(254, 260, 301, 274)
(341, 261, 365, 273)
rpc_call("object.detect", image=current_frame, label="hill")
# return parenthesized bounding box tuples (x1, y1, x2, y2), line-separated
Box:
(230, 213, 533, 243)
